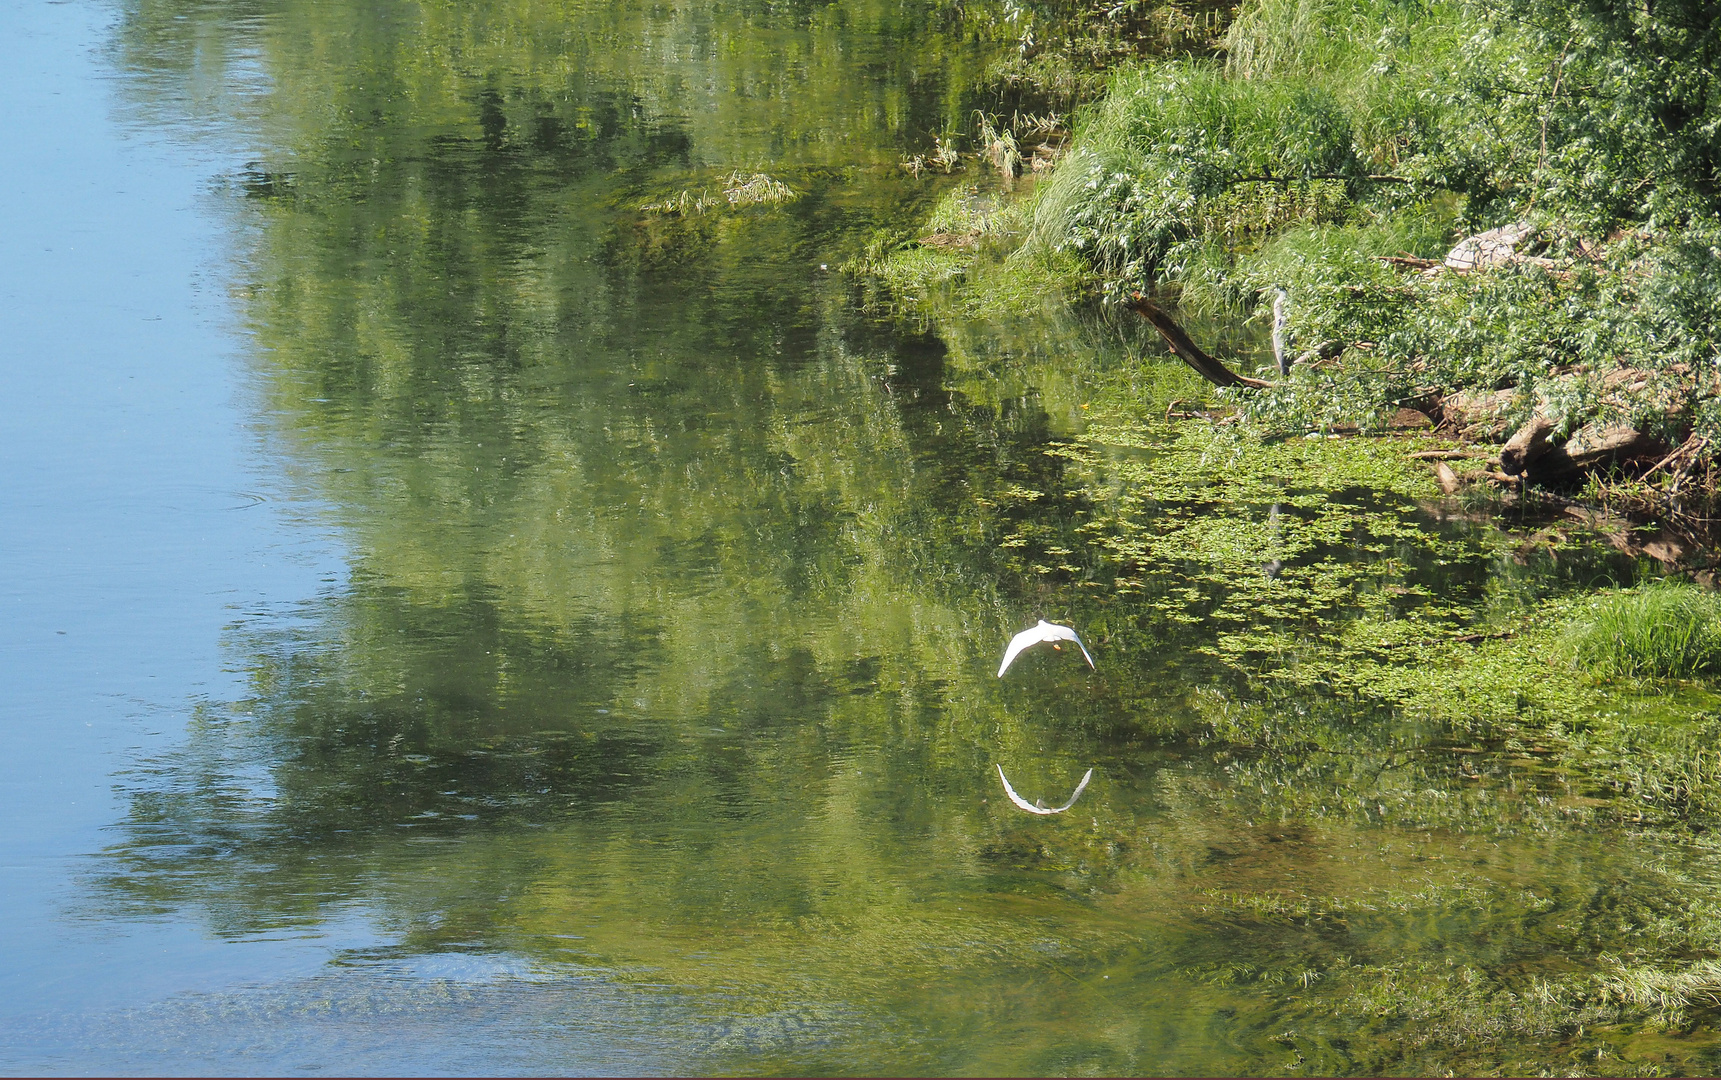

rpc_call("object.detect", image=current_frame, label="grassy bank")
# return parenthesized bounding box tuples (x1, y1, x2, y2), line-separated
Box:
(1037, 0, 1721, 501)
(879, 0, 1721, 524)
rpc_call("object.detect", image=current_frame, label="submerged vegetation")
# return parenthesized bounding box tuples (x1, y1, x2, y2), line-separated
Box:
(642, 171, 800, 214)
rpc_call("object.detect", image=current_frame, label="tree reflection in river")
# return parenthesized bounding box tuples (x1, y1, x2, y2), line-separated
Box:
(92, 0, 1721, 1073)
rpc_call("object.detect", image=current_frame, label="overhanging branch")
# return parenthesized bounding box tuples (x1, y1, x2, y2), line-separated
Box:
(1127, 294, 1273, 389)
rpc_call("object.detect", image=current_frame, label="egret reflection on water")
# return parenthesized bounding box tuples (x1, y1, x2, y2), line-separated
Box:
(997, 620, 1096, 677)
(993, 623, 1098, 813)
(996, 765, 1095, 815)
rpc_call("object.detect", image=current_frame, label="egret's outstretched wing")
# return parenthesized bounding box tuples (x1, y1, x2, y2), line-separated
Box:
(997, 626, 1040, 677)
(996, 765, 1095, 815)
(1043, 623, 1097, 669)
(996, 765, 1055, 813)
(1050, 767, 1094, 811)
(1075, 636, 1096, 668)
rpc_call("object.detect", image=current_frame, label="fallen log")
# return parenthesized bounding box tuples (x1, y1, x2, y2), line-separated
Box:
(1500, 415, 1555, 475)
(1525, 423, 1666, 481)
(1444, 222, 1534, 271)
(1437, 387, 1520, 440)
(1127, 295, 1273, 389)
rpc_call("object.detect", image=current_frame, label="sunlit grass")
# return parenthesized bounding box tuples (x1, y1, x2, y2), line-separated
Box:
(1564, 580, 1721, 680)
(1595, 957, 1721, 1034)
(721, 171, 797, 208)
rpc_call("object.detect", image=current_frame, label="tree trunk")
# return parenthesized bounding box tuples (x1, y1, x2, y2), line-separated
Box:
(1526, 424, 1665, 481)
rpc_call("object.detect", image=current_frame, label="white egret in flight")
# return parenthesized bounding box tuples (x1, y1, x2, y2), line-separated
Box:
(996, 765, 1094, 815)
(997, 620, 1095, 677)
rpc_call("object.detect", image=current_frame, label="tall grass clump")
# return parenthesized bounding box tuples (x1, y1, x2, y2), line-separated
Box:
(1564, 581, 1721, 681)
(1031, 63, 1370, 302)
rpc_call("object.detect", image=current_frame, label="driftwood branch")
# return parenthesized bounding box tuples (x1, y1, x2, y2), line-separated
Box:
(1436, 461, 1460, 494)
(1642, 435, 1707, 483)
(1486, 412, 1669, 483)
(1127, 295, 1273, 389)
(1375, 254, 1442, 270)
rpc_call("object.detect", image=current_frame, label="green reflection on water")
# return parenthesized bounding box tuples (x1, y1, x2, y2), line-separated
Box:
(101, 0, 1721, 1073)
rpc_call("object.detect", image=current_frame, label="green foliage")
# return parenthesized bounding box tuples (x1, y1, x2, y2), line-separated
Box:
(1032, 61, 1378, 298)
(1029, 0, 1721, 443)
(1454, 0, 1721, 230)
(1565, 579, 1721, 680)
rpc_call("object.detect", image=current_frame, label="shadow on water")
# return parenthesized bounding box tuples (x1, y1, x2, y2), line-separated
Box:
(70, 0, 1721, 1074)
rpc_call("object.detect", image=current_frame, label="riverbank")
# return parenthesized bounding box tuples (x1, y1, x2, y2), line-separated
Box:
(873, 0, 1721, 545)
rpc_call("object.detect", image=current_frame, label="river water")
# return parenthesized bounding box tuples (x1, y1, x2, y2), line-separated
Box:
(3, 0, 1720, 1074)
